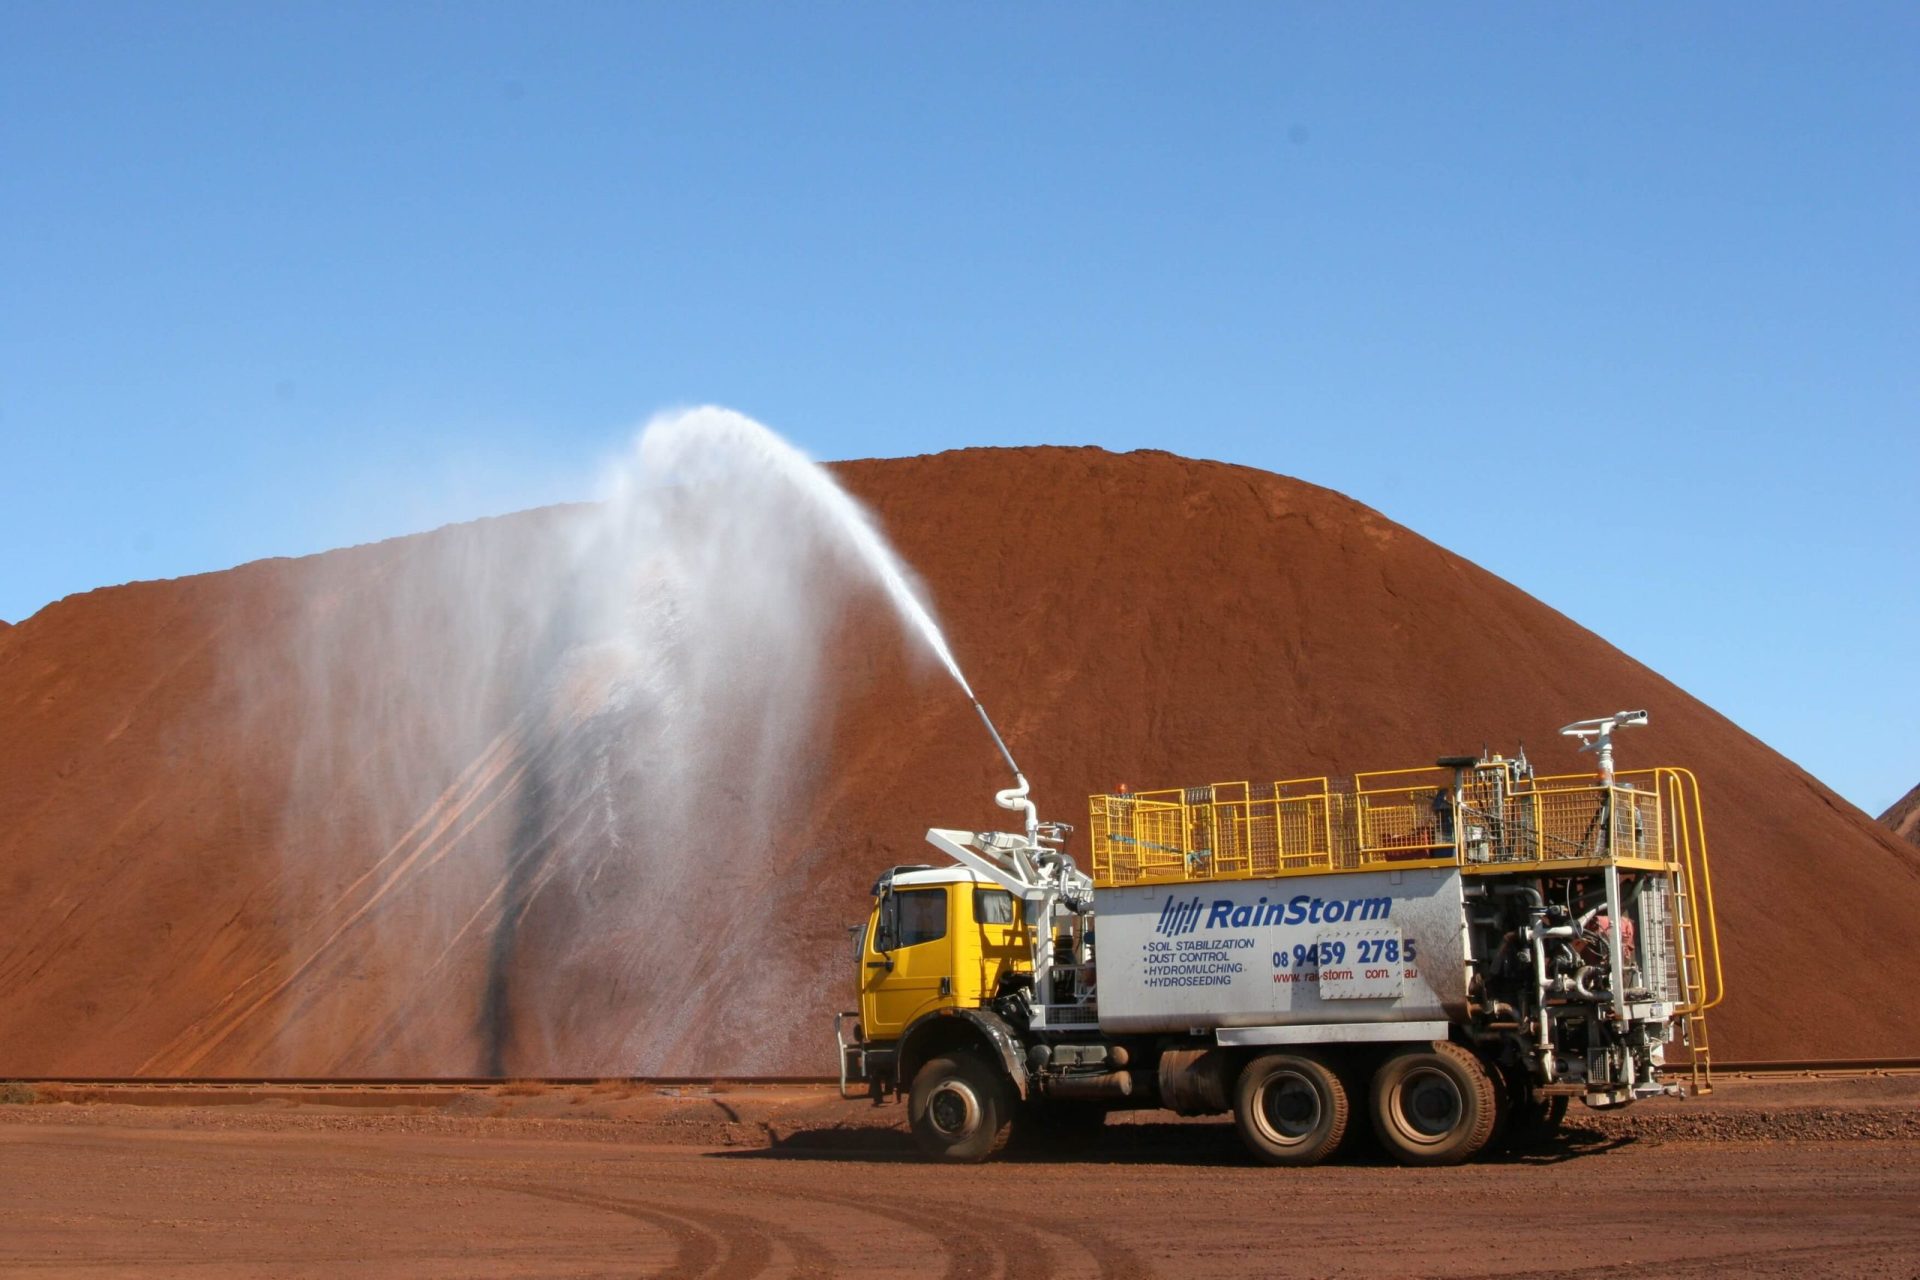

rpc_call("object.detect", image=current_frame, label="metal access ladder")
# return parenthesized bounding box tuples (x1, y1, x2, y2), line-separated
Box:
(1660, 767, 1723, 1094)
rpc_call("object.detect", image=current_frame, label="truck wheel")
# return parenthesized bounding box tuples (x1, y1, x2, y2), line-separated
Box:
(908, 1052, 1014, 1163)
(1232, 1053, 1349, 1166)
(1370, 1042, 1497, 1166)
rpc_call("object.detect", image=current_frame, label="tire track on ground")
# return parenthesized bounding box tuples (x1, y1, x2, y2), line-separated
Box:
(1490, 1234, 1920, 1279)
(553, 1157, 1154, 1280)
(766, 1186, 1008, 1279)
(663, 1168, 1053, 1280)
(513, 1179, 839, 1278)
(1025, 1218, 1154, 1280)
(537, 1164, 987, 1279)
(489, 1182, 722, 1276)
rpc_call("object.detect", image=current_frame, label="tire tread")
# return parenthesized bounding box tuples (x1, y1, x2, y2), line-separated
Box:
(1233, 1052, 1349, 1167)
(1369, 1040, 1497, 1167)
(908, 1051, 1014, 1164)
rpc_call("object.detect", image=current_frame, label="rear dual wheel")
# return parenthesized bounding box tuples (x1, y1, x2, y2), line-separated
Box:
(1232, 1052, 1349, 1166)
(1370, 1041, 1498, 1166)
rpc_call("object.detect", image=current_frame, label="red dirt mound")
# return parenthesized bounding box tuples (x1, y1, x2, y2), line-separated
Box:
(1882, 784, 1920, 847)
(2, 445, 1916, 1074)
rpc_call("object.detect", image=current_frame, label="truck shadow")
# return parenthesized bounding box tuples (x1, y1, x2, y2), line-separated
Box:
(708, 1120, 1636, 1167)
(1484, 1123, 1639, 1165)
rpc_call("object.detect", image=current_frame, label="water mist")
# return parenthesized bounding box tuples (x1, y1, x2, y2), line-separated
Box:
(210, 406, 983, 1076)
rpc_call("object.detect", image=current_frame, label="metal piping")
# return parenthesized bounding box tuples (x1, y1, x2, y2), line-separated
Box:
(974, 698, 1039, 843)
(973, 699, 1021, 781)
(995, 774, 1040, 843)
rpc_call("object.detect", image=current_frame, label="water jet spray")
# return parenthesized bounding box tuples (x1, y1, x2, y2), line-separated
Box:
(640, 410, 1044, 842)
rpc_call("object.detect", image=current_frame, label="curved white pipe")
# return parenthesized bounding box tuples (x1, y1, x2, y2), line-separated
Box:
(995, 773, 1039, 842)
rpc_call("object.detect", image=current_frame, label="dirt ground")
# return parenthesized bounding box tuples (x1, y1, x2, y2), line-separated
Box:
(2, 1077, 1917, 1278)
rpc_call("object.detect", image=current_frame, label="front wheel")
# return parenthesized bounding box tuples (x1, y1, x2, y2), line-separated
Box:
(1233, 1052, 1349, 1166)
(1370, 1041, 1497, 1166)
(908, 1052, 1014, 1163)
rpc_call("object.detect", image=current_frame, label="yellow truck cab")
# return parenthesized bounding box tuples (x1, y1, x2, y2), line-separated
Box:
(855, 864, 1033, 1042)
(840, 863, 1061, 1159)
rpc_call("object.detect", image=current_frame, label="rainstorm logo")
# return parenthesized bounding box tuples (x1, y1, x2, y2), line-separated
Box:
(1154, 894, 1204, 938)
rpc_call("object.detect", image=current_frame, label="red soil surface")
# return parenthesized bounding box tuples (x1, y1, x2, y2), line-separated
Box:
(1881, 784, 1920, 847)
(2, 445, 1917, 1075)
(3, 1079, 1919, 1276)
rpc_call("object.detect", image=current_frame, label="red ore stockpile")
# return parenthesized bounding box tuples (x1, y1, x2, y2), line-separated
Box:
(2, 444, 1918, 1076)
(1881, 784, 1920, 848)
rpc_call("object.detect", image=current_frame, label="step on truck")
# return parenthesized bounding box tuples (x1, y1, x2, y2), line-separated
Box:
(835, 711, 1722, 1165)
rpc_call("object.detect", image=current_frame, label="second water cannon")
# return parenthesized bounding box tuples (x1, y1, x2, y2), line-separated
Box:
(1560, 710, 1649, 785)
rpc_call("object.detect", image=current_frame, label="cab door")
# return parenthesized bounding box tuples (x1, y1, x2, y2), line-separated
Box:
(958, 886, 1031, 1007)
(860, 885, 955, 1041)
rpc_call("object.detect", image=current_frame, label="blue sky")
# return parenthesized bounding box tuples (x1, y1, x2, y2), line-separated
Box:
(3, 4, 1914, 813)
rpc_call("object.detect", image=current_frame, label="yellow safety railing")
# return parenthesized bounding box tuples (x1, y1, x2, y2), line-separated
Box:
(1087, 771, 1458, 889)
(1090, 769, 1710, 883)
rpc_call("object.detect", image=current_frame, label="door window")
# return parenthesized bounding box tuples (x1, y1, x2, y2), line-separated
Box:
(973, 888, 1016, 925)
(895, 888, 948, 948)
